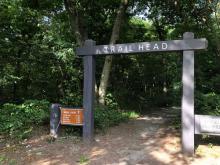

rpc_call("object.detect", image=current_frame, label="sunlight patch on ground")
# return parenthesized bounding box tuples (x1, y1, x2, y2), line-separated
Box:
(137, 116, 163, 121)
(30, 157, 69, 165)
(90, 148, 107, 158)
(196, 145, 220, 158)
(150, 150, 174, 164)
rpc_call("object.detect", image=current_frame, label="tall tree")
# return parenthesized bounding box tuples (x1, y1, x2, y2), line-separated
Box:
(64, 0, 129, 105)
(98, 0, 129, 105)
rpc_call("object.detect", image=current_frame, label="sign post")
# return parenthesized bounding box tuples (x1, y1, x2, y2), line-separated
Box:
(83, 40, 96, 143)
(181, 32, 195, 155)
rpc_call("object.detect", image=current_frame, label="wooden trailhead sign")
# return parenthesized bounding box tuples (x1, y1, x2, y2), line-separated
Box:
(76, 32, 208, 155)
(76, 38, 207, 56)
(60, 108, 83, 125)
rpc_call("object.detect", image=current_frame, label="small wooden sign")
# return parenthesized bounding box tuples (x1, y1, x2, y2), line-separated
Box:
(60, 108, 84, 125)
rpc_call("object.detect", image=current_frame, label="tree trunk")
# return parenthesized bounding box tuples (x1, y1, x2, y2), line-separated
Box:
(64, 0, 89, 99)
(98, 0, 128, 105)
(64, 0, 128, 105)
(153, 19, 168, 97)
(13, 50, 21, 101)
(57, 64, 65, 99)
(64, 0, 88, 46)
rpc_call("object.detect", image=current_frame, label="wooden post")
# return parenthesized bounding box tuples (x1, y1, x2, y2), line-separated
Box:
(83, 40, 96, 143)
(181, 32, 195, 155)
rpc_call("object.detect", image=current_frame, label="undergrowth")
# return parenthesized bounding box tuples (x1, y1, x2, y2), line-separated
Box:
(0, 100, 50, 140)
(0, 99, 139, 141)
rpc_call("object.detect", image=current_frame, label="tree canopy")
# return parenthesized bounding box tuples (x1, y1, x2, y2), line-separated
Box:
(0, 0, 220, 115)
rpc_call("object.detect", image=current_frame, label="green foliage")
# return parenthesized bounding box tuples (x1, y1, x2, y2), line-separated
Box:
(105, 93, 119, 110)
(60, 91, 83, 107)
(78, 155, 89, 164)
(93, 92, 139, 131)
(0, 0, 220, 126)
(0, 100, 50, 139)
(0, 154, 17, 165)
(94, 106, 139, 131)
(196, 92, 220, 115)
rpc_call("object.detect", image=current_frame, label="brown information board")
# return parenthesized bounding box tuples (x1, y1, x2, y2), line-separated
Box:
(60, 108, 83, 125)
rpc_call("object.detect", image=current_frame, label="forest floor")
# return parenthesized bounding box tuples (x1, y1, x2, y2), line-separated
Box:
(1, 107, 220, 165)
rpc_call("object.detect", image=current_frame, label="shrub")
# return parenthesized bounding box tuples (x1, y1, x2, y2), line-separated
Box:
(93, 92, 139, 131)
(195, 92, 220, 115)
(60, 106, 139, 136)
(0, 100, 50, 139)
(94, 106, 139, 131)
(0, 97, 138, 139)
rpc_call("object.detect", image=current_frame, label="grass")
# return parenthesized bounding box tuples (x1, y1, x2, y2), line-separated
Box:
(0, 154, 17, 165)
(78, 155, 89, 164)
(124, 111, 140, 119)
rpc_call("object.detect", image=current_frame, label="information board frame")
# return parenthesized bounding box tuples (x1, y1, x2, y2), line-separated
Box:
(60, 107, 84, 126)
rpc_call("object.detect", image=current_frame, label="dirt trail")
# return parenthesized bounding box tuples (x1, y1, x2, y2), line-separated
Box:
(1, 107, 220, 165)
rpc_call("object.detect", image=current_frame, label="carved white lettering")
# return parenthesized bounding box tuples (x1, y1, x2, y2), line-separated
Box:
(110, 46, 115, 53)
(96, 49, 101, 54)
(145, 43, 150, 50)
(139, 44, 144, 51)
(128, 45, 133, 52)
(162, 43, 168, 49)
(118, 46, 123, 52)
(124, 46, 128, 52)
(153, 43, 159, 50)
(103, 46, 108, 54)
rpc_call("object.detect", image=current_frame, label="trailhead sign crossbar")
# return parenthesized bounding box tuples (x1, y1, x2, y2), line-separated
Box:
(76, 38, 207, 56)
(76, 32, 208, 156)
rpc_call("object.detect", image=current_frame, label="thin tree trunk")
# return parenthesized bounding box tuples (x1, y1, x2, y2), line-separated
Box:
(153, 19, 168, 97)
(57, 64, 65, 99)
(13, 51, 21, 101)
(98, 0, 128, 105)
